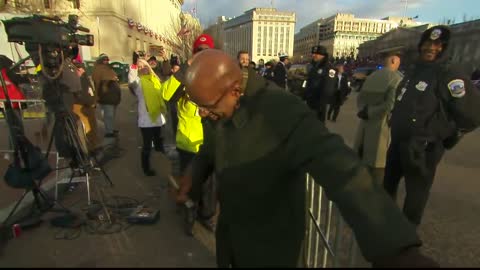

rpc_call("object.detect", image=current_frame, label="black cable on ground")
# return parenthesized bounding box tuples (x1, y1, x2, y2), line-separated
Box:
(52, 194, 149, 240)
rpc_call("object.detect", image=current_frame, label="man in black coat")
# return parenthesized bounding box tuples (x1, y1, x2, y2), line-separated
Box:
(328, 62, 351, 122)
(180, 49, 438, 268)
(304, 45, 336, 122)
(272, 53, 290, 90)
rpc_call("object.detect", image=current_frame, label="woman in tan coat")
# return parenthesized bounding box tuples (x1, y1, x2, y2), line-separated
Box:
(354, 51, 403, 185)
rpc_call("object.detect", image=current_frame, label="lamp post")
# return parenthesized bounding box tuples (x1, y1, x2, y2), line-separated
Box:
(97, 16, 101, 55)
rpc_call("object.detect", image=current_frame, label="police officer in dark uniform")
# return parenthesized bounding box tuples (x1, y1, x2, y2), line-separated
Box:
(304, 45, 336, 122)
(384, 25, 480, 226)
(272, 52, 289, 90)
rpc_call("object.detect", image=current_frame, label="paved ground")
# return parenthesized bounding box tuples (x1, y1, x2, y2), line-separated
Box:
(1, 86, 479, 267)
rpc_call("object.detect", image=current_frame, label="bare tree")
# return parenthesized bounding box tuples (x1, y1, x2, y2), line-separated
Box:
(162, 11, 202, 62)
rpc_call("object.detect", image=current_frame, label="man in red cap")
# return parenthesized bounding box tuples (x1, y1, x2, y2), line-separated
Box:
(192, 34, 214, 54)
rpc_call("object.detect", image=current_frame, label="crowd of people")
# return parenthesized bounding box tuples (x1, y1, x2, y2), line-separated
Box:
(3, 24, 476, 268)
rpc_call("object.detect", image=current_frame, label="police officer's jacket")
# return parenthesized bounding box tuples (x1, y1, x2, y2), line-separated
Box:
(390, 60, 480, 143)
(272, 61, 287, 89)
(304, 59, 336, 106)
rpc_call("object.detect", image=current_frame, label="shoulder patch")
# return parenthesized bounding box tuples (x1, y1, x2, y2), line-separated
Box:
(448, 79, 466, 98)
(328, 69, 336, 78)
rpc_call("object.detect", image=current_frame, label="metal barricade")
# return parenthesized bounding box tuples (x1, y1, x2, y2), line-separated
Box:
(0, 99, 47, 120)
(303, 173, 361, 268)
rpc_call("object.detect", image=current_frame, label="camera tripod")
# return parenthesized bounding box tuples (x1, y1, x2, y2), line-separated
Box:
(45, 107, 115, 224)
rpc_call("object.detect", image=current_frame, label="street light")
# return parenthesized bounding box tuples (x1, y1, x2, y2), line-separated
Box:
(97, 16, 101, 55)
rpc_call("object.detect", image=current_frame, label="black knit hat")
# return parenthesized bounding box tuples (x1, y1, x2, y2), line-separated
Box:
(418, 25, 451, 53)
(311, 45, 328, 56)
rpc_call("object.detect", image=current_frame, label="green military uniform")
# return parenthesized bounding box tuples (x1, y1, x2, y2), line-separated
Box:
(190, 70, 421, 267)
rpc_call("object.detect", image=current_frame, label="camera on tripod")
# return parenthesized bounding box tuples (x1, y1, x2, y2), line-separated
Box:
(2, 14, 96, 164)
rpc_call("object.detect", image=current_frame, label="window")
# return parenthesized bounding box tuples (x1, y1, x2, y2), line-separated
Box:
(44, 0, 51, 8)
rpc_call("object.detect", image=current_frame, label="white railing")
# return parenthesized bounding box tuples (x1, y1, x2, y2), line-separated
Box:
(0, 99, 47, 120)
(304, 173, 361, 268)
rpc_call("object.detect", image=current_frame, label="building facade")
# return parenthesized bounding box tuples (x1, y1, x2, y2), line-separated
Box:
(1, 0, 201, 63)
(293, 13, 418, 61)
(358, 20, 480, 73)
(203, 16, 229, 50)
(221, 8, 295, 64)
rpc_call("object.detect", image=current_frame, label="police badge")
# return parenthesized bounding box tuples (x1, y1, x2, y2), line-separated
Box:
(430, 29, 442, 40)
(328, 69, 336, 78)
(415, 81, 428, 91)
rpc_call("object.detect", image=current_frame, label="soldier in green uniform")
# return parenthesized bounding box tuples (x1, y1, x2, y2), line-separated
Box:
(181, 49, 437, 268)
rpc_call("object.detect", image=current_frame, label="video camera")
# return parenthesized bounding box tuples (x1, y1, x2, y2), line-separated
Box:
(170, 54, 179, 67)
(2, 14, 94, 69)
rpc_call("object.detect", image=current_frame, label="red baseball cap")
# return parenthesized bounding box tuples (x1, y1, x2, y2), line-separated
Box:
(193, 34, 214, 53)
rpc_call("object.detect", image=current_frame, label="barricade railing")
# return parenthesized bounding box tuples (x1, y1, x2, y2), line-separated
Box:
(303, 173, 361, 268)
(0, 99, 47, 120)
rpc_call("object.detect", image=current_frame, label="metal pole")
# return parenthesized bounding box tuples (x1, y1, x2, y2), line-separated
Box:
(97, 17, 101, 55)
(403, 0, 408, 19)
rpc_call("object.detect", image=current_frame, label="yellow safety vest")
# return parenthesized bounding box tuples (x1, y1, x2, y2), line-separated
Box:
(162, 75, 203, 153)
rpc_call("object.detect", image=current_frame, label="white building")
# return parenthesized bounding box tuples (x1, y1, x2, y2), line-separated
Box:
(1, 0, 201, 63)
(294, 13, 419, 61)
(221, 8, 295, 64)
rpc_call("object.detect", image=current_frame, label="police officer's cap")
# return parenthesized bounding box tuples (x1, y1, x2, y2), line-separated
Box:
(418, 25, 451, 51)
(278, 52, 289, 61)
(377, 46, 404, 59)
(311, 45, 328, 55)
(98, 53, 109, 61)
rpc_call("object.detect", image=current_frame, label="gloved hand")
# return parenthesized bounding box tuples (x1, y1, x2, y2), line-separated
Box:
(357, 106, 369, 120)
(372, 247, 440, 268)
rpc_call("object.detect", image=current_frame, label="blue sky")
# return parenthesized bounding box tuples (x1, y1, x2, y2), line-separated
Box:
(182, 0, 480, 32)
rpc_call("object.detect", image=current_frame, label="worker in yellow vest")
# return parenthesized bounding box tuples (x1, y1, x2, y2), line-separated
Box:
(162, 34, 214, 175)
(162, 34, 216, 235)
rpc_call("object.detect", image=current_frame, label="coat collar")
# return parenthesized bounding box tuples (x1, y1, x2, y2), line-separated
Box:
(231, 69, 268, 129)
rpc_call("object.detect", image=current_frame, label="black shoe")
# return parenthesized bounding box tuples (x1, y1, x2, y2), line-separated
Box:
(143, 169, 156, 177)
(104, 133, 116, 138)
(198, 217, 216, 232)
(113, 130, 120, 135)
(154, 145, 165, 153)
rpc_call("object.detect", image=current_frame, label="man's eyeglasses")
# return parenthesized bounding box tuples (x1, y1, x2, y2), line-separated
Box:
(185, 83, 241, 110)
(193, 47, 210, 54)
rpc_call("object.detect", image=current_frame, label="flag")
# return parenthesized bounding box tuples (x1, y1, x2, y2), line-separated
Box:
(177, 22, 191, 37)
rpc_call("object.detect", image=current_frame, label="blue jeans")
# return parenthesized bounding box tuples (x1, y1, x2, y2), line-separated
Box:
(100, 104, 116, 135)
